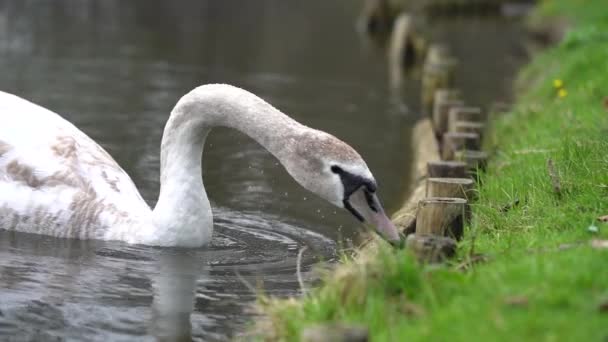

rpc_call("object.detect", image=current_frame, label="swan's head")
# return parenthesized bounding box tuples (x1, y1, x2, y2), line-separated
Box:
(281, 130, 402, 246)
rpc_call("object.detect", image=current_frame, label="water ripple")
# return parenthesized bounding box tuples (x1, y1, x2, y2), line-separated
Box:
(0, 207, 335, 341)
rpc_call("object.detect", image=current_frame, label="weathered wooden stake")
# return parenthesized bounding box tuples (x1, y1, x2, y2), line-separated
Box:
(426, 177, 476, 221)
(426, 177, 475, 200)
(425, 44, 449, 64)
(422, 66, 449, 115)
(421, 45, 457, 115)
(441, 132, 480, 160)
(435, 88, 461, 101)
(454, 150, 488, 171)
(358, 0, 392, 35)
(427, 161, 468, 178)
(388, 13, 426, 88)
(447, 106, 484, 132)
(453, 121, 486, 139)
(416, 197, 467, 240)
(406, 234, 457, 263)
(433, 99, 464, 137)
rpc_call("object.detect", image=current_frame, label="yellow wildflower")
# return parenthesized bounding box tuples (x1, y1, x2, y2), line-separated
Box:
(558, 88, 568, 98)
(553, 79, 564, 89)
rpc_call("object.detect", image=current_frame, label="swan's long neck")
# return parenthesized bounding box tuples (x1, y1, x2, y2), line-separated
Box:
(149, 84, 303, 246)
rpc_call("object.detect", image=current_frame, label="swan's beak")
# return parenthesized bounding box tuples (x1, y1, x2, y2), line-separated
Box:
(347, 188, 403, 247)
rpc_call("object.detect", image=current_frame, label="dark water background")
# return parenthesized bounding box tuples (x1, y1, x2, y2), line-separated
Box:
(0, 0, 527, 340)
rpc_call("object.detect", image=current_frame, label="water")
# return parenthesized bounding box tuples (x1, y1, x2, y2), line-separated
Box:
(0, 0, 527, 340)
(0, 208, 333, 341)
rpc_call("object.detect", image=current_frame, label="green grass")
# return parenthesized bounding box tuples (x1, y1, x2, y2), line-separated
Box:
(257, 1, 608, 340)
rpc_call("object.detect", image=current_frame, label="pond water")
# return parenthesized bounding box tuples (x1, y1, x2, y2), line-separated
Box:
(0, 0, 527, 340)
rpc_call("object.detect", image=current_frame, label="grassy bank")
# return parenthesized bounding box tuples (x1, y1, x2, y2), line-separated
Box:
(257, 1, 608, 340)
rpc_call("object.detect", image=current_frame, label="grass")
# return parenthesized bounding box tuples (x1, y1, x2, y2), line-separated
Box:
(255, 1, 608, 340)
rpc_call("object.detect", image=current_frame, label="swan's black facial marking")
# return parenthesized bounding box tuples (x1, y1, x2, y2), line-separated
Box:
(330, 165, 343, 174)
(331, 165, 378, 221)
(343, 199, 364, 222)
(364, 189, 378, 213)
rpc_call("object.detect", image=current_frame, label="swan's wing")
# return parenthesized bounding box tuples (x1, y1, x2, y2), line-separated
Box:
(0, 91, 150, 240)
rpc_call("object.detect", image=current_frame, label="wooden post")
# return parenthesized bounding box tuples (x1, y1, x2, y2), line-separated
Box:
(426, 177, 476, 221)
(434, 88, 461, 106)
(416, 197, 467, 240)
(433, 99, 464, 137)
(406, 234, 457, 263)
(391, 118, 441, 238)
(425, 44, 450, 65)
(358, 0, 392, 35)
(427, 161, 468, 178)
(453, 121, 485, 140)
(426, 177, 475, 200)
(388, 13, 426, 88)
(422, 65, 449, 115)
(454, 150, 488, 171)
(421, 45, 457, 115)
(447, 106, 484, 132)
(441, 132, 480, 160)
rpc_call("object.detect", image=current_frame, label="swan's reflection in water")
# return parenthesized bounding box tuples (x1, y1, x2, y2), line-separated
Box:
(0, 208, 336, 341)
(151, 251, 201, 342)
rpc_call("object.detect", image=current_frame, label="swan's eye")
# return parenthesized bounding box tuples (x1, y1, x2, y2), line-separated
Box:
(330, 165, 343, 174)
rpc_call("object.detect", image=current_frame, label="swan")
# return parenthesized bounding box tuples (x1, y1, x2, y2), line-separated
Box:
(0, 84, 401, 247)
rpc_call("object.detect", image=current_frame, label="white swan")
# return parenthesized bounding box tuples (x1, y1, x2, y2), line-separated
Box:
(0, 84, 401, 247)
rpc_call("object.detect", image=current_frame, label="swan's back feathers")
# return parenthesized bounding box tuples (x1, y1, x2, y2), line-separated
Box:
(0, 91, 150, 240)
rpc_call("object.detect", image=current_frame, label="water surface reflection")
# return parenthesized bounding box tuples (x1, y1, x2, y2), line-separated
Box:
(0, 208, 334, 341)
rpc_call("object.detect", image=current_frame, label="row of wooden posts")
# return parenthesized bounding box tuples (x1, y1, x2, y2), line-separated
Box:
(406, 43, 489, 262)
(300, 7, 499, 342)
(360, 0, 530, 38)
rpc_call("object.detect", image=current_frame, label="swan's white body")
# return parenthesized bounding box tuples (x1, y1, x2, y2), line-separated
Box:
(0, 90, 156, 244)
(0, 84, 399, 247)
